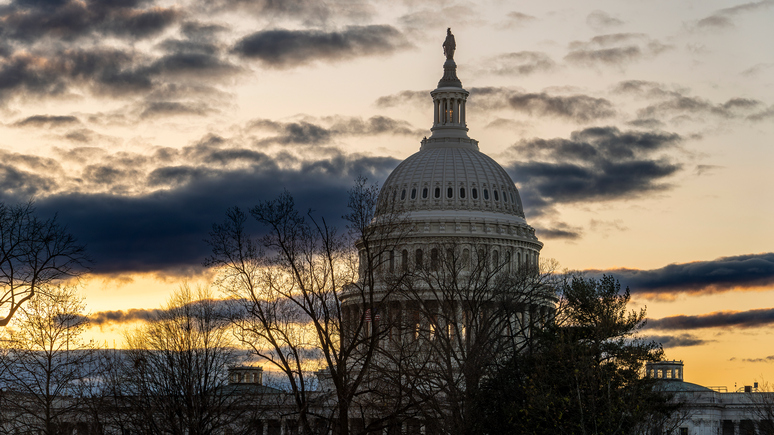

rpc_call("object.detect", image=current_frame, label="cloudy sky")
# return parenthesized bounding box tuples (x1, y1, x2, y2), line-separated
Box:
(1, 0, 772, 388)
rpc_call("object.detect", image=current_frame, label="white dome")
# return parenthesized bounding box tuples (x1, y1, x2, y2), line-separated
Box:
(377, 137, 526, 222)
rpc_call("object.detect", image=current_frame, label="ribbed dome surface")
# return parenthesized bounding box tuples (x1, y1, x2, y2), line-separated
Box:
(378, 145, 525, 218)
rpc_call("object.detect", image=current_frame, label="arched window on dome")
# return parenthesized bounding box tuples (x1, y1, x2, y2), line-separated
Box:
(492, 250, 499, 271)
(401, 189, 406, 200)
(415, 249, 423, 269)
(402, 250, 408, 272)
(462, 249, 470, 271)
(434, 187, 441, 198)
(411, 188, 416, 200)
(460, 187, 466, 198)
(503, 190, 508, 203)
(516, 252, 521, 270)
(494, 190, 499, 201)
(430, 248, 439, 271)
(506, 251, 511, 273)
(447, 187, 453, 198)
(422, 187, 428, 199)
(392, 190, 397, 202)
(389, 250, 395, 273)
(472, 188, 478, 199)
(483, 189, 489, 200)
(478, 249, 487, 269)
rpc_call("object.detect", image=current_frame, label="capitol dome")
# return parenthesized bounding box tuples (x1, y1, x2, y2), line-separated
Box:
(373, 31, 540, 250)
(378, 140, 526, 221)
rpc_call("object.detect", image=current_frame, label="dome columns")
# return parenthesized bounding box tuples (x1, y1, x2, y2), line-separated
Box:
(430, 88, 470, 139)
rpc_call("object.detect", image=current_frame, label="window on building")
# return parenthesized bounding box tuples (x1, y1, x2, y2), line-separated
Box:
(411, 188, 416, 199)
(462, 249, 470, 271)
(447, 187, 453, 198)
(494, 190, 499, 201)
(422, 187, 428, 199)
(415, 249, 423, 269)
(472, 188, 478, 199)
(430, 248, 439, 271)
(401, 189, 406, 200)
(389, 250, 395, 273)
(402, 250, 408, 272)
(460, 187, 466, 198)
(434, 187, 441, 198)
(483, 189, 489, 200)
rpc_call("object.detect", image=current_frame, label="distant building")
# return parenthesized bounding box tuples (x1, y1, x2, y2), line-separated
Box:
(648, 360, 774, 435)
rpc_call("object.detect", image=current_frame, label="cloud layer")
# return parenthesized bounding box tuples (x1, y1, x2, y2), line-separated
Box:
(645, 307, 774, 331)
(505, 126, 682, 216)
(234, 25, 411, 68)
(594, 253, 774, 297)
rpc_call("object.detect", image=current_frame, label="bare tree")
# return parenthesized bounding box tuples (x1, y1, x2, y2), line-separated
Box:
(379, 246, 558, 435)
(0, 202, 89, 326)
(114, 284, 249, 435)
(206, 177, 412, 435)
(0, 284, 101, 434)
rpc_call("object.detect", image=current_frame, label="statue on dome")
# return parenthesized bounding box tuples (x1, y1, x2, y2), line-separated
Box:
(443, 28, 456, 60)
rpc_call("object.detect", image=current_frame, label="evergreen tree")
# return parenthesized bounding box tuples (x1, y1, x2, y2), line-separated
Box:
(475, 275, 678, 435)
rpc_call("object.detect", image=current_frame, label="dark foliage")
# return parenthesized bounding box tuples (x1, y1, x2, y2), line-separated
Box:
(474, 275, 678, 435)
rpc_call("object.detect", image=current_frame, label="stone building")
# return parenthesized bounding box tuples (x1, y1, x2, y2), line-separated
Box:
(648, 361, 774, 435)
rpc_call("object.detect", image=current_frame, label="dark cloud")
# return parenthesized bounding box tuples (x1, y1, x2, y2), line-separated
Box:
(626, 118, 665, 129)
(88, 307, 164, 325)
(0, 145, 400, 275)
(0, 48, 150, 103)
(637, 95, 763, 121)
(592, 253, 774, 298)
(697, 1, 773, 29)
(0, 163, 59, 197)
(614, 80, 767, 123)
(0, 40, 238, 107)
(505, 92, 615, 123)
(534, 223, 583, 240)
(233, 25, 410, 68)
(586, 10, 624, 31)
(139, 101, 215, 119)
(249, 116, 421, 145)
(12, 115, 81, 128)
(199, 0, 373, 27)
(742, 355, 774, 363)
(374, 90, 429, 108)
(695, 164, 722, 176)
(565, 33, 671, 67)
(645, 307, 774, 331)
(642, 334, 708, 348)
(481, 52, 556, 76)
(505, 126, 681, 214)
(0, 0, 178, 42)
(0, 150, 63, 196)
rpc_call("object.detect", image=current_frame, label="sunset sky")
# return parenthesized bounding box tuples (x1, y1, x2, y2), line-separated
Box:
(0, 0, 772, 389)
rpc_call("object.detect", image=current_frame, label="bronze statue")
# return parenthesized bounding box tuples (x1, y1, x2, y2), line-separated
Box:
(443, 28, 456, 60)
